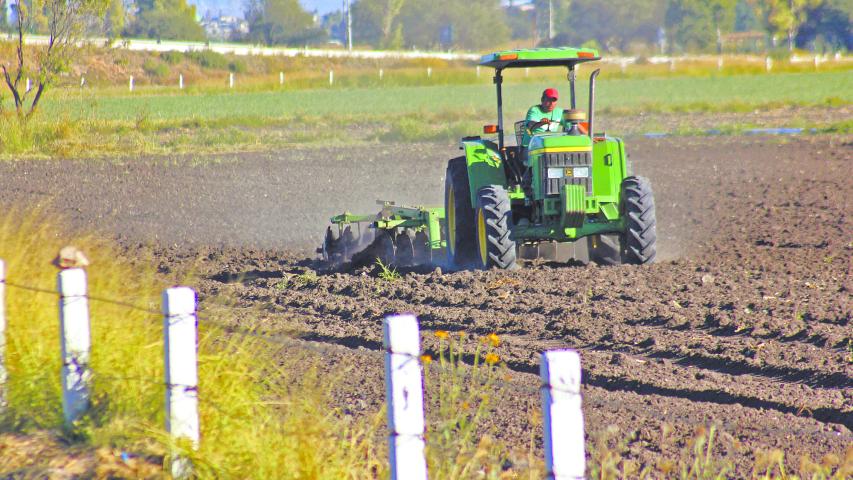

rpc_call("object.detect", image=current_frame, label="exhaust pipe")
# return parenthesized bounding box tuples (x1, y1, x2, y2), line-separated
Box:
(588, 69, 600, 139)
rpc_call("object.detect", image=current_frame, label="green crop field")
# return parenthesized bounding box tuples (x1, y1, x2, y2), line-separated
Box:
(2, 69, 849, 159)
(43, 70, 851, 122)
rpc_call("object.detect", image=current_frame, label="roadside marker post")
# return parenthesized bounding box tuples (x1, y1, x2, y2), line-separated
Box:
(476, 65, 480, 78)
(329, 70, 334, 86)
(164, 287, 200, 479)
(427, 67, 432, 78)
(129, 75, 134, 92)
(765, 56, 772, 72)
(229, 72, 234, 89)
(379, 68, 384, 81)
(383, 315, 428, 480)
(279, 71, 284, 85)
(25, 78, 30, 92)
(0, 260, 6, 412)
(541, 350, 585, 480)
(179, 74, 184, 89)
(58, 268, 92, 427)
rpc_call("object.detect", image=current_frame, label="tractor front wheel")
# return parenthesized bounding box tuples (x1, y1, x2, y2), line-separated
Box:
(620, 176, 657, 264)
(475, 185, 518, 270)
(445, 157, 477, 267)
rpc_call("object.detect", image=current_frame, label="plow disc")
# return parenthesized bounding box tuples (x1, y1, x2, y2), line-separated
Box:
(319, 202, 445, 269)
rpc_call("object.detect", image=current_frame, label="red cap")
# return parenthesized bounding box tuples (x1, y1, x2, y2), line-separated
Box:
(543, 88, 559, 100)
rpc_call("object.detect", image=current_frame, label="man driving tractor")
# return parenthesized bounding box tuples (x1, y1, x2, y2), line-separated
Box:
(521, 87, 567, 147)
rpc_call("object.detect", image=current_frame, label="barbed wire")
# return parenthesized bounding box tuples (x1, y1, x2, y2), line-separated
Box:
(1, 278, 849, 444)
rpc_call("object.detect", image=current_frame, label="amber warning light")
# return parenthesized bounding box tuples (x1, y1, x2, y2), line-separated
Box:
(483, 125, 498, 134)
(498, 53, 518, 60)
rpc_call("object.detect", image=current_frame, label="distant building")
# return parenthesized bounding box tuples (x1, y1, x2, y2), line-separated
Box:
(201, 14, 249, 41)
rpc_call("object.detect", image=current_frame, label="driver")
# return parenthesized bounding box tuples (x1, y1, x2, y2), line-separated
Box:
(521, 87, 566, 148)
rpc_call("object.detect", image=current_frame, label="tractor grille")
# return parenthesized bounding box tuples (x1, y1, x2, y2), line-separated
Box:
(542, 150, 592, 196)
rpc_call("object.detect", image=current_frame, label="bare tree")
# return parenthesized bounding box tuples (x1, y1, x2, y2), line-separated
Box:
(2, 0, 107, 117)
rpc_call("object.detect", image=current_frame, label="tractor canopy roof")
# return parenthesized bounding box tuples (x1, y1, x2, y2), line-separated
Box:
(479, 47, 601, 69)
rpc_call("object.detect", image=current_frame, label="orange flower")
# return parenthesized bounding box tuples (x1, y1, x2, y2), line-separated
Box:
(420, 354, 433, 365)
(435, 330, 449, 340)
(485, 353, 500, 365)
(487, 333, 500, 347)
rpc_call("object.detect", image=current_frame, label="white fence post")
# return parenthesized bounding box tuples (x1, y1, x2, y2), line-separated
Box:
(229, 72, 234, 88)
(25, 78, 30, 92)
(58, 268, 91, 426)
(164, 287, 199, 479)
(379, 68, 384, 81)
(476, 65, 480, 78)
(279, 71, 284, 85)
(0, 259, 6, 412)
(541, 350, 585, 480)
(427, 67, 432, 78)
(765, 56, 772, 72)
(179, 74, 184, 89)
(129, 75, 134, 92)
(329, 70, 334, 86)
(383, 314, 428, 480)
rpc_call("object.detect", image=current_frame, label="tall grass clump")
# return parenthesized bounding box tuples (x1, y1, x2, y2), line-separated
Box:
(423, 331, 535, 479)
(0, 207, 385, 477)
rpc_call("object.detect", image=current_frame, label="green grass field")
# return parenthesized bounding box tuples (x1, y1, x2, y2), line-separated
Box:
(1, 69, 850, 158)
(46, 70, 851, 121)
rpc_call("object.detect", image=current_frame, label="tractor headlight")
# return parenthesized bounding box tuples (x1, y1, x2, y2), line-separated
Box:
(547, 168, 565, 179)
(573, 167, 590, 178)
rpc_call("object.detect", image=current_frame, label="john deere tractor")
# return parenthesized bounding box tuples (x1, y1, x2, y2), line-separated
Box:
(444, 47, 657, 270)
(321, 47, 656, 271)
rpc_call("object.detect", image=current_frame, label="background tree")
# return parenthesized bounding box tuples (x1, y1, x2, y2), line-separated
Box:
(0, 0, 7, 31)
(397, 0, 509, 50)
(559, 0, 667, 52)
(796, 0, 852, 49)
(1, 0, 108, 117)
(748, 0, 824, 49)
(103, 0, 124, 39)
(665, 0, 737, 52)
(123, 0, 205, 41)
(247, 0, 325, 46)
(351, 0, 405, 48)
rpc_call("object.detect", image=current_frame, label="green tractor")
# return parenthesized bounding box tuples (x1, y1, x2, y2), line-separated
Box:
(445, 47, 657, 270)
(321, 47, 656, 271)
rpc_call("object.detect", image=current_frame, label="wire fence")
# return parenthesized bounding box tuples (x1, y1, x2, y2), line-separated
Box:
(0, 265, 849, 477)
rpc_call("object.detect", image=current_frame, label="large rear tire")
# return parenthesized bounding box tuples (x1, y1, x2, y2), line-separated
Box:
(475, 185, 518, 270)
(621, 176, 657, 264)
(445, 157, 477, 267)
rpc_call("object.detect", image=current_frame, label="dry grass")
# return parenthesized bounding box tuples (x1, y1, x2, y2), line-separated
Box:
(0, 206, 385, 478)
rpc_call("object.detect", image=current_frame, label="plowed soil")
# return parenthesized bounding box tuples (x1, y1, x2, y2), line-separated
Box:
(1, 134, 850, 475)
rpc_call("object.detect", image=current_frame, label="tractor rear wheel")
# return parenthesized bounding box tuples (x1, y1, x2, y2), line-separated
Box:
(475, 185, 518, 270)
(445, 157, 477, 267)
(620, 176, 657, 264)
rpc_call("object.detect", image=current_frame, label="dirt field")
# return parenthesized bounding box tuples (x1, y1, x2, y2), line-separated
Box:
(0, 134, 850, 475)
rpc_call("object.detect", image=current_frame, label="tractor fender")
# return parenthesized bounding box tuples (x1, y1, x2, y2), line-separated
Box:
(460, 139, 508, 207)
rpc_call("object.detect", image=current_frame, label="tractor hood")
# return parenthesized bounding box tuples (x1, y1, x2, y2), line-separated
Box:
(528, 133, 592, 155)
(480, 47, 601, 69)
